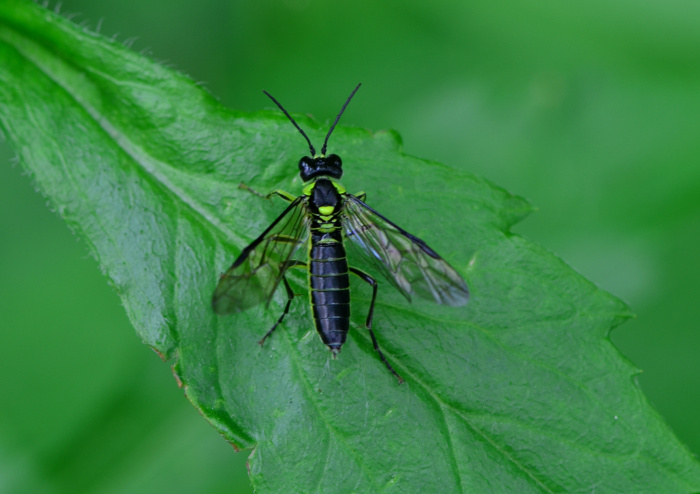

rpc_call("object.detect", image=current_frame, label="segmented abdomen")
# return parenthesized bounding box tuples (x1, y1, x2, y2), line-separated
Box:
(309, 238, 350, 351)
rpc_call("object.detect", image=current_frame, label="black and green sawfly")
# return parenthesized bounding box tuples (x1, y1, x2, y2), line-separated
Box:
(212, 84, 469, 383)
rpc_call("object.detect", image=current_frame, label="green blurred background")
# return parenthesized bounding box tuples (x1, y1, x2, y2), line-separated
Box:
(1, 0, 698, 492)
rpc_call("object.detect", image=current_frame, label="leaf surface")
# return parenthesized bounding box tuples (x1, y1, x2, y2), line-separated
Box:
(1, 1, 699, 492)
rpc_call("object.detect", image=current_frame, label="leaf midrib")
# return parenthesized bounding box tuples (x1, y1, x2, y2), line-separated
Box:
(259, 301, 555, 492)
(1, 22, 246, 249)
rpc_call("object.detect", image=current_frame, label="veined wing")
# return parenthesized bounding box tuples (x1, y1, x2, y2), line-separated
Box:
(213, 196, 309, 314)
(342, 194, 469, 306)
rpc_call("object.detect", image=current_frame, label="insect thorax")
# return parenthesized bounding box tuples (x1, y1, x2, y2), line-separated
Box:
(303, 178, 344, 237)
(304, 179, 344, 213)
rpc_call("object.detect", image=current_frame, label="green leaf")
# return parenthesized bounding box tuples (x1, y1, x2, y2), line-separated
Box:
(1, 1, 699, 492)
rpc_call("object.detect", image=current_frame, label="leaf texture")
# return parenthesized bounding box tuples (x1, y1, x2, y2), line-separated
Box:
(1, 1, 699, 492)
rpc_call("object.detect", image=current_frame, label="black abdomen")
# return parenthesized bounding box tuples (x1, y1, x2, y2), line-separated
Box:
(309, 240, 350, 351)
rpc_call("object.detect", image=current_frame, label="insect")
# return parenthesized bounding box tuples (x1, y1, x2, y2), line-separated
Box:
(212, 84, 469, 383)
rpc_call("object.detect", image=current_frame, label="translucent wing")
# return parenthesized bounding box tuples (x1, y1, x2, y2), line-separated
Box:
(342, 195, 469, 306)
(212, 196, 309, 314)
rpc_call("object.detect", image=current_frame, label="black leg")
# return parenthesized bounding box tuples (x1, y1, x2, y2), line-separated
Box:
(350, 267, 404, 383)
(258, 276, 295, 346)
(258, 261, 307, 346)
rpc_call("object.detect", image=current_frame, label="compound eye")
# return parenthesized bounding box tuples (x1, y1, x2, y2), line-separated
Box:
(327, 154, 342, 168)
(299, 156, 313, 169)
(298, 156, 316, 181)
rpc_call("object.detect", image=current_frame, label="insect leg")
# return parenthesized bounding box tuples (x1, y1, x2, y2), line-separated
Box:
(238, 183, 296, 203)
(258, 261, 307, 346)
(267, 190, 297, 203)
(349, 267, 404, 384)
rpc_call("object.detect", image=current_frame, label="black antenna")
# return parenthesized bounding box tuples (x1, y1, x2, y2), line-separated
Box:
(321, 83, 361, 156)
(263, 90, 316, 156)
